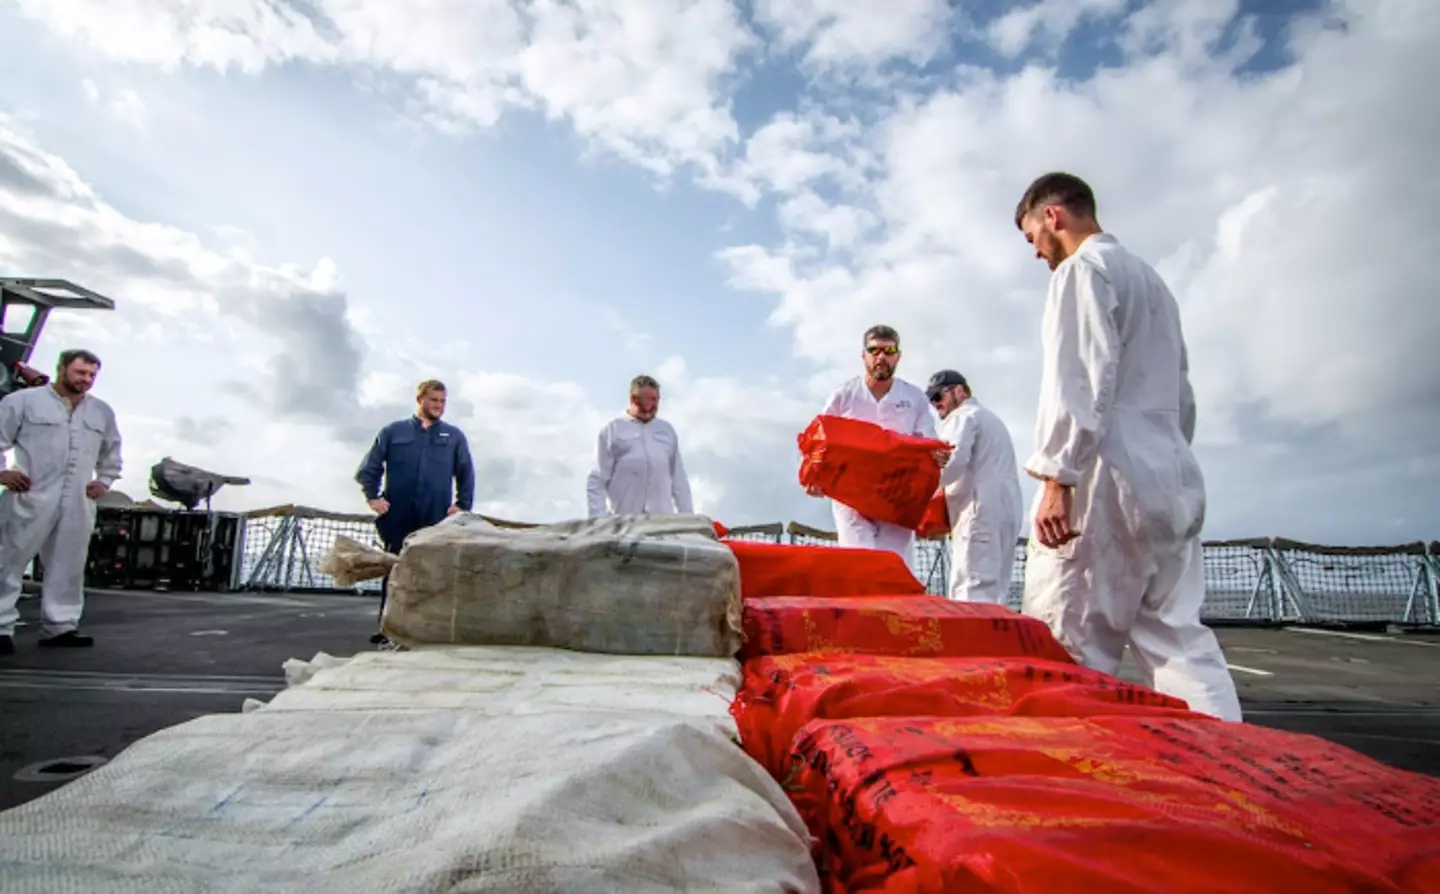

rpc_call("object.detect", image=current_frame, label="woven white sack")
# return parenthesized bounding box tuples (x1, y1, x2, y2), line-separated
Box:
(355, 513, 742, 656)
(0, 709, 820, 893)
(260, 647, 741, 739)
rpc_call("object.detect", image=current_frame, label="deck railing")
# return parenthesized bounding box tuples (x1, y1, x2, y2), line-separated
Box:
(235, 505, 1440, 628)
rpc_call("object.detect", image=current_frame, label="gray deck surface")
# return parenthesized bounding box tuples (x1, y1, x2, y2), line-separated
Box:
(1, 589, 1437, 811)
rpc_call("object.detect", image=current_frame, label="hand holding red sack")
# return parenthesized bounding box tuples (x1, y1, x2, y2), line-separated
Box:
(797, 415, 952, 530)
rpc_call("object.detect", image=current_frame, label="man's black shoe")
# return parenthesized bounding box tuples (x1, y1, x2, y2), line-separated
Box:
(39, 631, 94, 648)
(369, 632, 389, 645)
(0, 635, 14, 656)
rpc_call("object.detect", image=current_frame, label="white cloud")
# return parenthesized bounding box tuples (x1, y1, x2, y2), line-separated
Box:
(81, 78, 150, 133)
(751, 0, 954, 69)
(985, 0, 1128, 58)
(15, 0, 755, 182)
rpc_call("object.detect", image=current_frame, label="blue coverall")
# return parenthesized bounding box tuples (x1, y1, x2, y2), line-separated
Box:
(354, 416, 475, 618)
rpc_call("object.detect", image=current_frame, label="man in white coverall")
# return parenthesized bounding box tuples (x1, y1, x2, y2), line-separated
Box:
(1013, 172, 1242, 722)
(586, 374, 694, 517)
(0, 349, 123, 655)
(925, 370, 1024, 604)
(808, 325, 947, 565)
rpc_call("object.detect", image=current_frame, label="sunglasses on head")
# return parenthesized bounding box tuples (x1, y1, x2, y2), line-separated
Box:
(866, 344, 898, 356)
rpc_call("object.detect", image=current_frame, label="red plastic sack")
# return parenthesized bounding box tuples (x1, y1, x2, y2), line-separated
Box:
(726, 540, 926, 600)
(790, 715, 1440, 894)
(915, 492, 949, 539)
(798, 415, 951, 530)
(732, 653, 1193, 779)
(740, 596, 1074, 664)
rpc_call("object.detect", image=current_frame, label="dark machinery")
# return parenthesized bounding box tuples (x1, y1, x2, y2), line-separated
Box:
(149, 457, 252, 511)
(0, 277, 115, 397)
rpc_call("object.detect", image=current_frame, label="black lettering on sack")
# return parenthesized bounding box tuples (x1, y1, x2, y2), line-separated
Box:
(838, 790, 877, 851)
(868, 774, 899, 811)
(762, 608, 787, 652)
(952, 749, 980, 777)
(830, 724, 874, 764)
(879, 834, 917, 873)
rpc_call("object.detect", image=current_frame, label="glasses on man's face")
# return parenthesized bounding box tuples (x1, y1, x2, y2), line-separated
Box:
(866, 344, 898, 357)
(930, 394, 944, 407)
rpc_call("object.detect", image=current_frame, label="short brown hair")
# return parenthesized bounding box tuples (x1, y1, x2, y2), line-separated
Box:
(416, 379, 446, 400)
(863, 325, 899, 347)
(58, 348, 101, 370)
(1014, 172, 1097, 229)
(629, 374, 659, 395)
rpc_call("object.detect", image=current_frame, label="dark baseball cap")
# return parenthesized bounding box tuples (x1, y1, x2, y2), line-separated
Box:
(926, 369, 968, 401)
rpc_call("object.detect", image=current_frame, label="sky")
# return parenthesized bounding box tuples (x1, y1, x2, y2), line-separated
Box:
(0, 0, 1435, 546)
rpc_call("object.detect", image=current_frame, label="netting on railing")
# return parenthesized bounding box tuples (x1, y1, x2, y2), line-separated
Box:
(236, 507, 1440, 627)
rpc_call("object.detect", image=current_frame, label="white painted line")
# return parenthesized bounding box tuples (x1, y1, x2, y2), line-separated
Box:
(1226, 663, 1274, 677)
(1289, 628, 1440, 647)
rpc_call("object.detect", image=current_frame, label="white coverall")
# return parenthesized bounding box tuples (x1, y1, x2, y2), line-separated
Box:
(937, 397, 1023, 604)
(585, 415, 694, 517)
(816, 376, 938, 564)
(0, 385, 123, 638)
(1021, 232, 1242, 722)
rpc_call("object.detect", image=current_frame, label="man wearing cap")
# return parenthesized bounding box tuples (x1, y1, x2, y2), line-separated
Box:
(926, 370, 1024, 604)
(808, 325, 947, 564)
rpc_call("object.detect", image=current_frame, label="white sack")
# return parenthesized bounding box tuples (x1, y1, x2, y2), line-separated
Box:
(0, 710, 820, 894)
(378, 513, 742, 656)
(260, 647, 741, 739)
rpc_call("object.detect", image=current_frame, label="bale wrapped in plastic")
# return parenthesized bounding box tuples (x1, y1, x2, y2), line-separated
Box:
(740, 596, 1074, 663)
(724, 539, 926, 600)
(322, 513, 742, 656)
(797, 414, 951, 530)
(788, 715, 1440, 894)
(732, 652, 1194, 778)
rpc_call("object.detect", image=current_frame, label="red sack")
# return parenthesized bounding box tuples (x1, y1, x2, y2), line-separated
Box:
(915, 492, 949, 539)
(740, 596, 1073, 664)
(732, 653, 1193, 779)
(798, 415, 951, 530)
(726, 540, 925, 600)
(790, 715, 1440, 894)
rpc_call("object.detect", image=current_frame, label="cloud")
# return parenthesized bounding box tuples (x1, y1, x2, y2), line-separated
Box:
(751, 0, 954, 70)
(80, 78, 150, 133)
(14, 0, 756, 184)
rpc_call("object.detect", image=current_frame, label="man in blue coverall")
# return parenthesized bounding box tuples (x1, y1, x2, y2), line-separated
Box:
(355, 379, 475, 643)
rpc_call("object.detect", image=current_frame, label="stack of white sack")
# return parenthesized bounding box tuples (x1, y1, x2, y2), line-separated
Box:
(249, 645, 743, 741)
(321, 512, 743, 656)
(0, 647, 820, 892)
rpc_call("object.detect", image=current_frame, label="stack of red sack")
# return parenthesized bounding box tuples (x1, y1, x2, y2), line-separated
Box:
(712, 523, 1440, 894)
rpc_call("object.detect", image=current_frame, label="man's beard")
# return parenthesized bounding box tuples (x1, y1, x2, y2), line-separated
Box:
(869, 365, 894, 380)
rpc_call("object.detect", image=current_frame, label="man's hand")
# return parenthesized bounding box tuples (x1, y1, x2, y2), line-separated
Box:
(1034, 479, 1078, 548)
(0, 470, 30, 492)
(367, 498, 390, 516)
(446, 504, 461, 516)
(932, 447, 953, 468)
(805, 483, 825, 497)
(85, 481, 109, 500)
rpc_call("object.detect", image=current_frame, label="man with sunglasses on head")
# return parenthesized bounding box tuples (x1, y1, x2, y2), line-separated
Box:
(925, 370, 1023, 604)
(807, 325, 947, 563)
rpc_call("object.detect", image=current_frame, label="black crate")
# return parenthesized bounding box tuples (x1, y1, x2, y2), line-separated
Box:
(36, 507, 244, 592)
